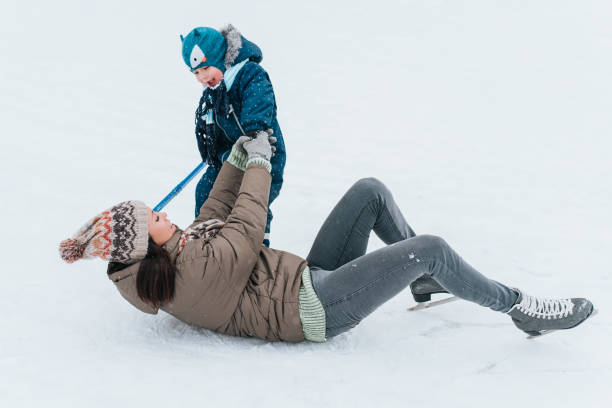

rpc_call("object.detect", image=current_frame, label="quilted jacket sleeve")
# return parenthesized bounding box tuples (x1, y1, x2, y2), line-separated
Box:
(238, 63, 276, 134)
(193, 160, 245, 225)
(206, 163, 271, 292)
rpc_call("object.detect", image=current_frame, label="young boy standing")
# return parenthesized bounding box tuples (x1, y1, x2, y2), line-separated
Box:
(181, 24, 286, 246)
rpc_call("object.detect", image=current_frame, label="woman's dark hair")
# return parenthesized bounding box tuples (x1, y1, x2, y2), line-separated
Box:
(136, 237, 177, 308)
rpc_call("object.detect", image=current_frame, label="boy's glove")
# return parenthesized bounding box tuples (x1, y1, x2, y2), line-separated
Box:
(244, 131, 273, 161)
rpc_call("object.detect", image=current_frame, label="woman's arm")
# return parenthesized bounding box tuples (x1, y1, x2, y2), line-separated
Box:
(193, 144, 248, 223)
(205, 135, 272, 291)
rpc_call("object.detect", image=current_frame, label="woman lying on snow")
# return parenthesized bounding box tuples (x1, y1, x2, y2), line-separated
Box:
(59, 132, 595, 342)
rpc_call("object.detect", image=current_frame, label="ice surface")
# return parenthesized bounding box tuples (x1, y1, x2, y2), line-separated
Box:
(1, 0, 611, 406)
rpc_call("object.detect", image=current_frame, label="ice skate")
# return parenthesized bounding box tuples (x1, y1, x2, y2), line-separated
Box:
(408, 276, 458, 311)
(506, 289, 595, 338)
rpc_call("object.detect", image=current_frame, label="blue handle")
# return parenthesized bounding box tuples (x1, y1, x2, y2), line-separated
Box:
(153, 162, 206, 212)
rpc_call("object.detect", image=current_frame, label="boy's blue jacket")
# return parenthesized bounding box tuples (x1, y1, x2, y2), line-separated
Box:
(194, 25, 285, 204)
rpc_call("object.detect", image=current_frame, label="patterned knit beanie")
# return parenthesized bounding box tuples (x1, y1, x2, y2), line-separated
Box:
(181, 27, 228, 73)
(59, 200, 149, 264)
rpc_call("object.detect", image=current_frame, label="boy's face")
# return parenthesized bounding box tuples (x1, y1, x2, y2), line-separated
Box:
(194, 66, 224, 88)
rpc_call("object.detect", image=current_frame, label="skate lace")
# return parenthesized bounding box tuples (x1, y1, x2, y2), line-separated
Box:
(517, 293, 574, 319)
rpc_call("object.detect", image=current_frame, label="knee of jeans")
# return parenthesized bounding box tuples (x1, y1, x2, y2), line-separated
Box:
(351, 177, 389, 200)
(413, 234, 449, 257)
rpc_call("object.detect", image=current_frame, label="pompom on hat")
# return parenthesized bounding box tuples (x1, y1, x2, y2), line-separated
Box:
(59, 201, 149, 264)
(181, 27, 228, 73)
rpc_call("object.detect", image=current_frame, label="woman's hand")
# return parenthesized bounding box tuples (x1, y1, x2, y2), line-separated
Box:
(235, 130, 276, 158)
(234, 135, 252, 157)
(244, 130, 275, 161)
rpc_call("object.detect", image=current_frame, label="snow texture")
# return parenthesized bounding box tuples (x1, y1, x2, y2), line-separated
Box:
(1, 1, 611, 407)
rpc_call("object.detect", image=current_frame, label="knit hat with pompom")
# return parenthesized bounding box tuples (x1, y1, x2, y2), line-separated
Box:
(59, 200, 149, 264)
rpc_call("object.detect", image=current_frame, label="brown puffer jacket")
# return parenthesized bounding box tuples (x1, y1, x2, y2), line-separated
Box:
(107, 162, 307, 342)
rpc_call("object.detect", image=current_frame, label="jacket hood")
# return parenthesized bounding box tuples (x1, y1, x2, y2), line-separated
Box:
(221, 24, 263, 67)
(106, 229, 183, 315)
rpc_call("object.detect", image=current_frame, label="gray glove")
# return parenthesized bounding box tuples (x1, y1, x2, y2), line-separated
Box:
(243, 130, 273, 161)
(202, 218, 225, 231)
(244, 129, 276, 157)
(234, 135, 251, 156)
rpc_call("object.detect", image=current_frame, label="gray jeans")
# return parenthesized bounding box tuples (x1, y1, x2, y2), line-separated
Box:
(306, 178, 518, 338)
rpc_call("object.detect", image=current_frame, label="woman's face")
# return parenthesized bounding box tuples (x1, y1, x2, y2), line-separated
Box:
(147, 208, 176, 246)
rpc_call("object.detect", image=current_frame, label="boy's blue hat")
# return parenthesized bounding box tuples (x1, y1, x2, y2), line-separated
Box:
(181, 27, 227, 73)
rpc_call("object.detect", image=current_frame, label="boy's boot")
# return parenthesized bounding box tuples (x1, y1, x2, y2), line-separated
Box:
(507, 288, 594, 336)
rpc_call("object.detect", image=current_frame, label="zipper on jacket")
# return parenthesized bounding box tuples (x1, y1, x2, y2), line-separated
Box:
(214, 111, 233, 143)
(229, 104, 247, 136)
(214, 104, 248, 147)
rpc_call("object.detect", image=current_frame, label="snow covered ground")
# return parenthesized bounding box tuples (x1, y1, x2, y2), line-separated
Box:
(1, 0, 611, 406)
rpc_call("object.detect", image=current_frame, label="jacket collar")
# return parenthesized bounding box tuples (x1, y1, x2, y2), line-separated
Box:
(162, 227, 183, 264)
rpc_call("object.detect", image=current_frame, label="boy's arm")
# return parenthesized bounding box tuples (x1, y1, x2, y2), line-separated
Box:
(238, 64, 276, 133)
(194, 145, 248, 223)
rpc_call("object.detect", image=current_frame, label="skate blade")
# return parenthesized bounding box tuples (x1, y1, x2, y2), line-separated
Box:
(408, 296, 458, 311)
(526, 330, 555, 339)
(526, 308, 598, 339)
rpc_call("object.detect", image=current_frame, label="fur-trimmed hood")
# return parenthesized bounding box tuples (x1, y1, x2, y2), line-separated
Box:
(220, 24, 263, 68)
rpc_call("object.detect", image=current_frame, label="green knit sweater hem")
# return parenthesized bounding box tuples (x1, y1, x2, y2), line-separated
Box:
(298, 266, 327, 343)
(226, 147, 248, 170)
(246, 157, 272, 173)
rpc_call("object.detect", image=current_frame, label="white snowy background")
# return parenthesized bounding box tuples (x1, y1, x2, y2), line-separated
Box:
(1, 0, 610, 406)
